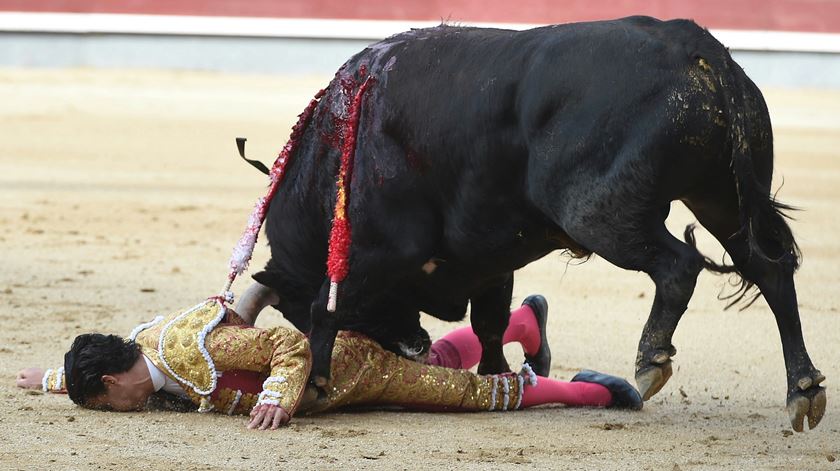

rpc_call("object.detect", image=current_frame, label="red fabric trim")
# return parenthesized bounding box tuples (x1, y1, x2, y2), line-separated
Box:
(210, 369, 265, 398)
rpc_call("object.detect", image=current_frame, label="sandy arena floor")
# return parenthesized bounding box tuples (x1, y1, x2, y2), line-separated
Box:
(0, 69, 838, 470)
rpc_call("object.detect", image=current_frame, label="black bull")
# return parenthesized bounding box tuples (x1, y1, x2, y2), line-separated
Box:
(251, 17, 825, 431)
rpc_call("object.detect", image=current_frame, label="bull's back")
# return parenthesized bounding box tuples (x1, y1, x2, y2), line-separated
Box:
(360, 18, 724, 180)
(270, 17, 735, 274)
(260, 16, 741, 323)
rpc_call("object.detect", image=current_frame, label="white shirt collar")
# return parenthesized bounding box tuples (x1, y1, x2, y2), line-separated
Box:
(143, 355, 167, 392)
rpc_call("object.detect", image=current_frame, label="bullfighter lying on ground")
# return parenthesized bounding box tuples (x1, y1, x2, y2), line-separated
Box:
(16, 288, 641, 430)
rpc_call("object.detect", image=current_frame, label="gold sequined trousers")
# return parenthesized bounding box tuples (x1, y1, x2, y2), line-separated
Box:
(299, 332, 522, 414)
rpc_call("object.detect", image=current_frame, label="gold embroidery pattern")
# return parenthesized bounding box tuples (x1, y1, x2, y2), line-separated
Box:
(156, 300, 226, 396)
(194, 325, 310, 414)
(214, 388, 240, 415)
(42, 367, 66, 393)
(301, 332, 521, 414)
(141, 323, 310, 415)
(237, 392, 259, 414)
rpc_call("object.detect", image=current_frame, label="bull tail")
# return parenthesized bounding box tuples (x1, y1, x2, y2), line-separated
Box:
(683, 223, 760, 309)
(720, 54, 801, 268)
(689, 44, 801, 309)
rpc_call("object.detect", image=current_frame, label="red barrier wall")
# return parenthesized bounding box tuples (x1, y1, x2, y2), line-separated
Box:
(2, 0, 839, 33)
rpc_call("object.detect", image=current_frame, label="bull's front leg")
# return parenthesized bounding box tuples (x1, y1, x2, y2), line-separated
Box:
(309, 279, 340, 388)
(470, 273, 514, 375)
(308, 265, 404, 388)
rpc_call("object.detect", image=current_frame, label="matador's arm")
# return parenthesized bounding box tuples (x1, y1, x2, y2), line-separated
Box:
(19, 367, 66, 393)
(204, 325, 311, 417)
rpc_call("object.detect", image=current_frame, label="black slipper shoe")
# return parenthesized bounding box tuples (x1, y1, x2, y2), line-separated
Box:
(571, 369, 643, 410)
(521, 294, 551, 377)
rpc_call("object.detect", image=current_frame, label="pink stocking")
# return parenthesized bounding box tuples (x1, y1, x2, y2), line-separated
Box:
(426, 304, 541, 369)
(502, 304, 540, 355)
(521, 376, 613, 408)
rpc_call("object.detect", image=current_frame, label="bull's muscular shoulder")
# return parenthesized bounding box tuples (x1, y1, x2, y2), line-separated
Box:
(616, 16, 723, 60)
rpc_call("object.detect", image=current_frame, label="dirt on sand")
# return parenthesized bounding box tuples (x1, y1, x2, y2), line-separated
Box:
(0, 69, 838, 470)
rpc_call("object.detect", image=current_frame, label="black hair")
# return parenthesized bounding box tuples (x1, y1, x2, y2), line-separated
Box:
(146, 391, 198, 413)
(63, 333, 141, 406)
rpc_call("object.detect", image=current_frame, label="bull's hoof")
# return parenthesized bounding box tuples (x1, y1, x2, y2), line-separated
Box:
(635, 361, 673, 401)
(787, 381, 826, 432)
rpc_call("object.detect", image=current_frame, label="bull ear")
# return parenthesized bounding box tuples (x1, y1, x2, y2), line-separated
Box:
(236, 137, 270, 175)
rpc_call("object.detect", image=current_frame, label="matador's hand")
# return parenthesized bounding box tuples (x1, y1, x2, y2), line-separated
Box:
(247, 404, 290, 430)
(16, 368, 45, 389)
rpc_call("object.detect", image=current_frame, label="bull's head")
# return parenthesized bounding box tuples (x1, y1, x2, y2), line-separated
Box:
(345, 300, 432, 363)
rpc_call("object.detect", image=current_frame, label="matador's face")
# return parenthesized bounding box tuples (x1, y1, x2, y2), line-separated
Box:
(84, 373, 154, 412)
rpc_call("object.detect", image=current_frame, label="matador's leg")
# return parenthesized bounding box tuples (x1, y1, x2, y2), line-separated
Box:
(427, 295, 550, 375)
(322, 333, 641, 413)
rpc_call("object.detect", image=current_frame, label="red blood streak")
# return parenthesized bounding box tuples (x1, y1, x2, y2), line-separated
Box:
(405, 149, 427, 173)
(327, 72, 375, 283)
(260, 88, 325, 218)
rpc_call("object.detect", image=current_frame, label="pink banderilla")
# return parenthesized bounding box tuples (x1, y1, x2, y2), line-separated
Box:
(222, 88, 325, 298)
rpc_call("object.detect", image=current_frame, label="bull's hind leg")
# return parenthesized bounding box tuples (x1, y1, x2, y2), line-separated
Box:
(685, 191, 825, 431)
(630, 225, 705, 400)
(561, 206, 704, 401)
